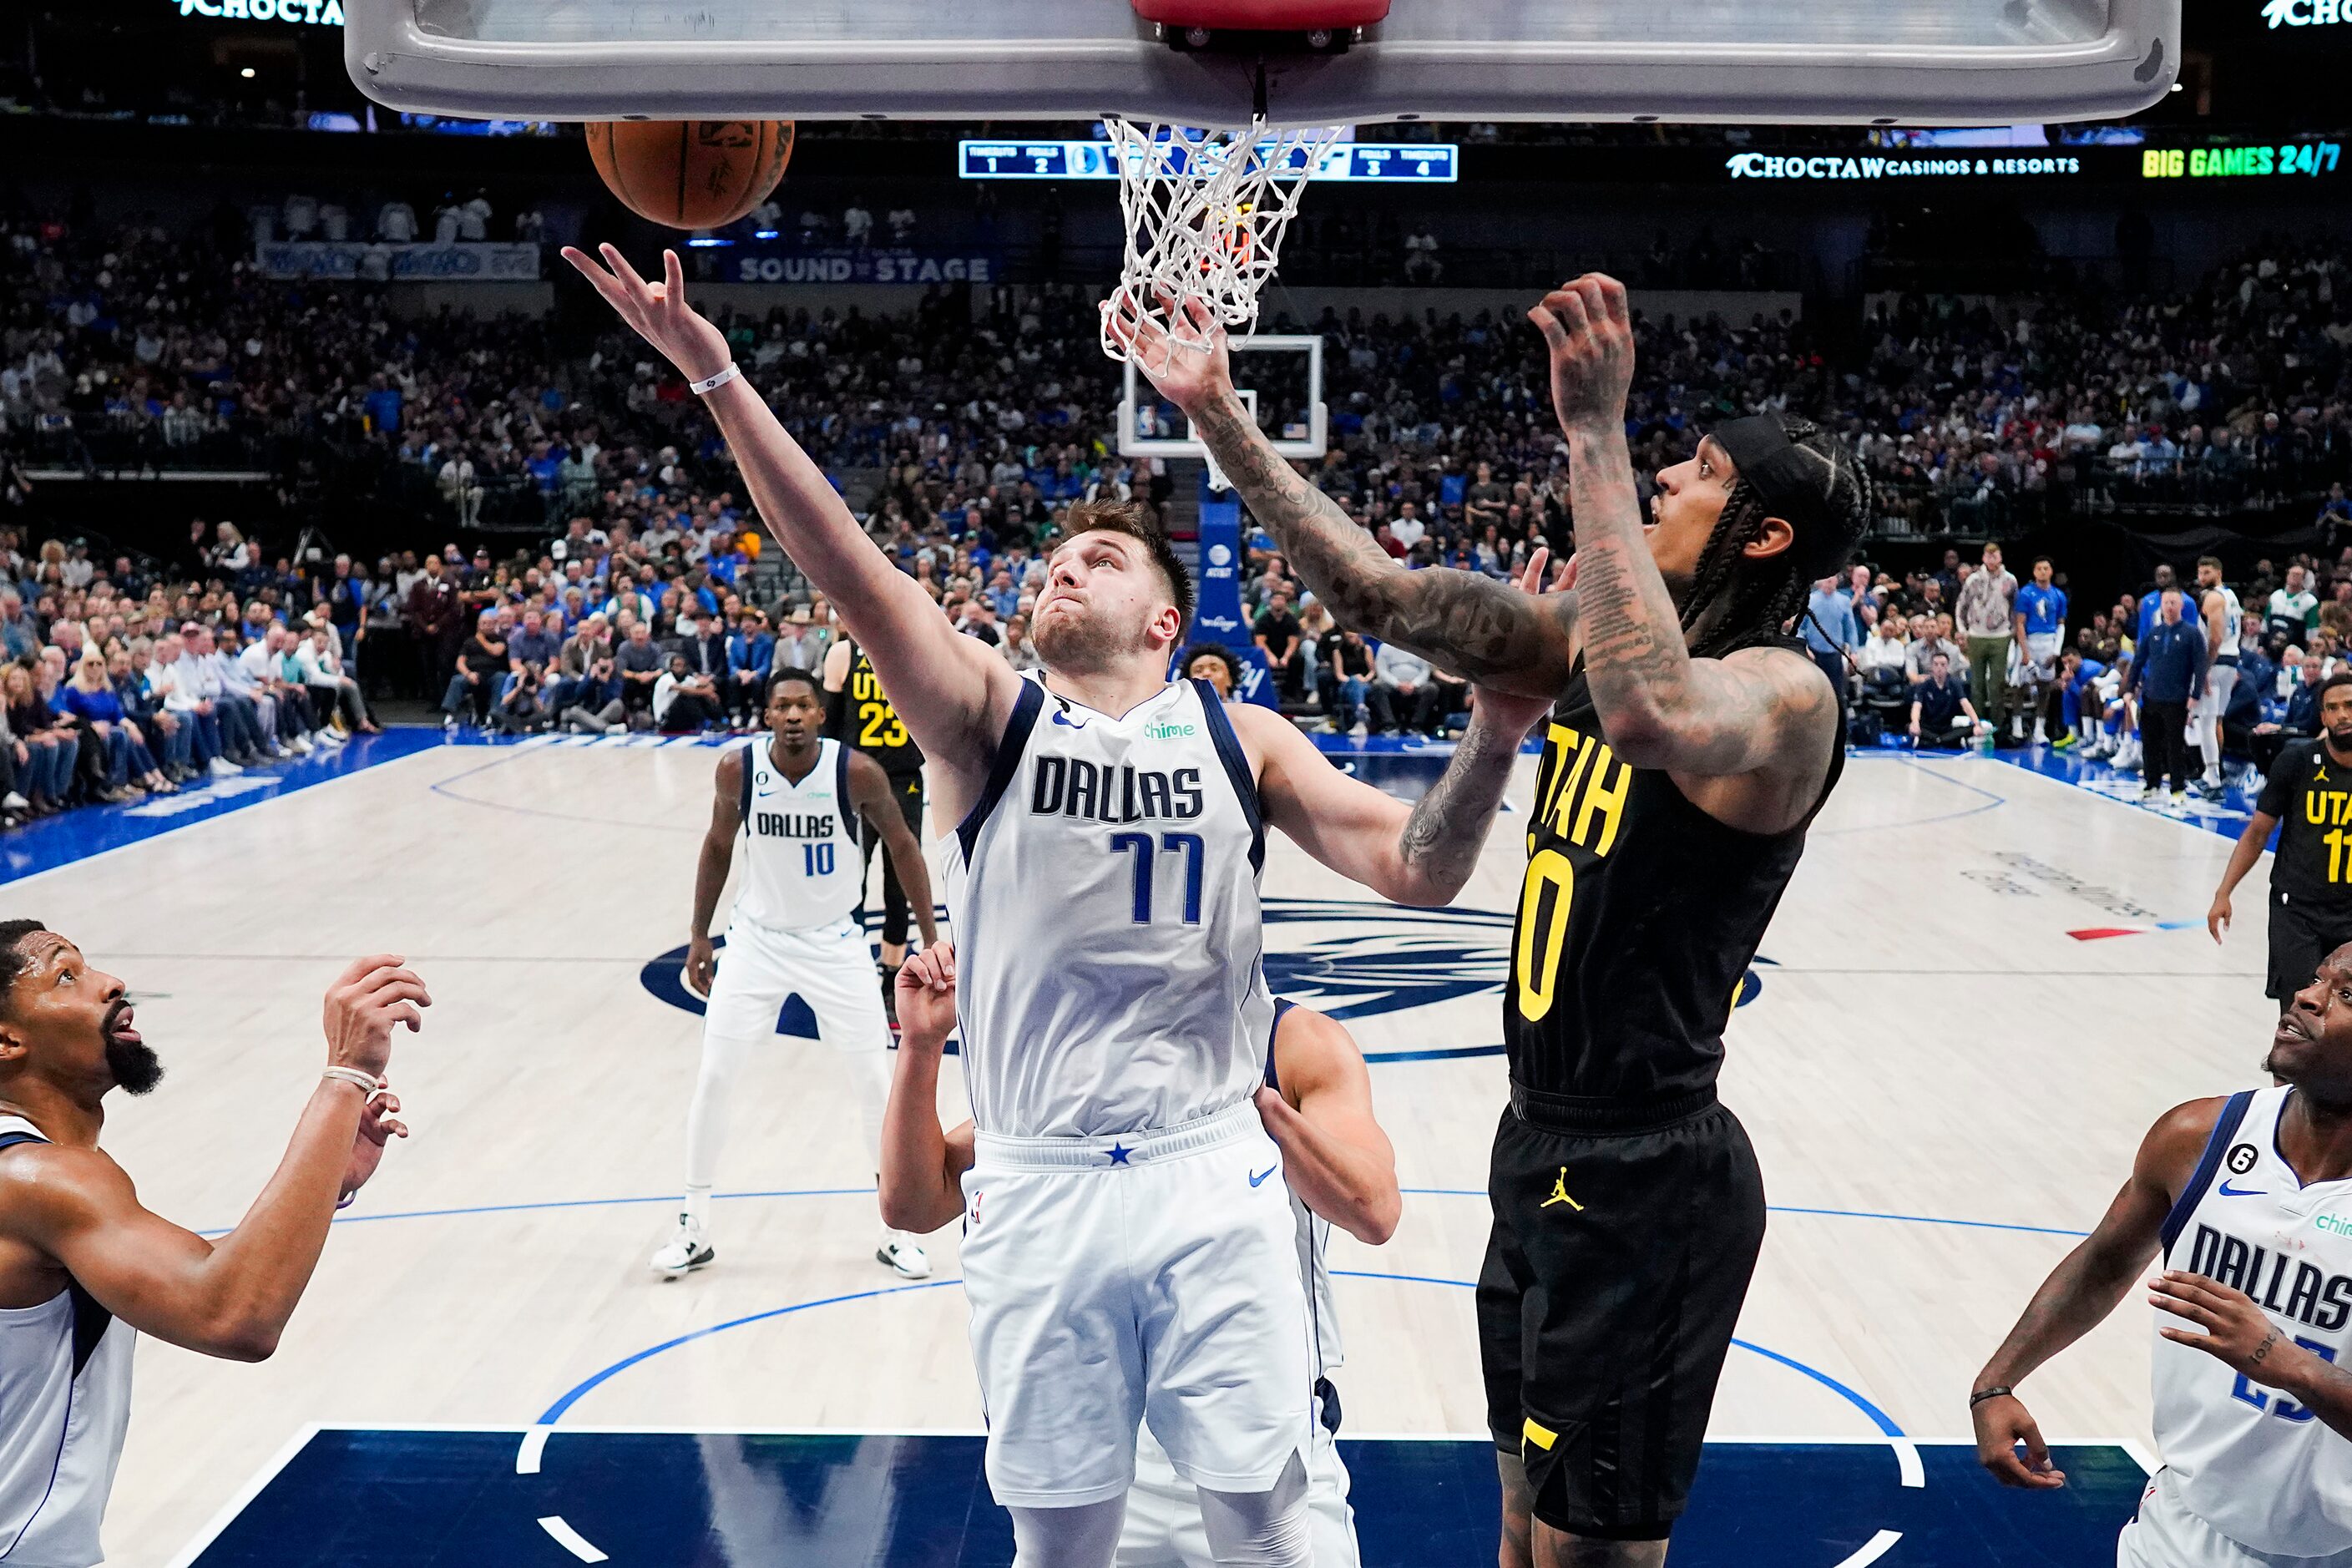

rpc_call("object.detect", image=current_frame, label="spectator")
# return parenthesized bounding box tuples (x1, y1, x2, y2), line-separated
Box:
(653, 652, 725, 732)
(615, 620, 666, 720)
(1955, 541, 2018, 741)
(1181, 645, 1243, 704)
(1801, 574, 1857, 700)
(2127, 587, 2209, 805)
(2269, 564, 2321, 650)
(443, 610, 508, 730)
(1372, 639, 1438, 736)
(726, 609, 776, 724)
(1253, 590, 1305, 703)
(1910, 652, 1977, 749)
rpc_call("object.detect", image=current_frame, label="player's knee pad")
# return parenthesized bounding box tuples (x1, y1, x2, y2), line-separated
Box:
(1196, 1451, 1311, 1568)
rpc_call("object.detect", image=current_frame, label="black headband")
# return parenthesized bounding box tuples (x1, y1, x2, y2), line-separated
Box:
(1709, 415, 1854, 581)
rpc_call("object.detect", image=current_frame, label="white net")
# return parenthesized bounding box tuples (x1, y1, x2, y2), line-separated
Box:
(1096, 118, 1348, 373)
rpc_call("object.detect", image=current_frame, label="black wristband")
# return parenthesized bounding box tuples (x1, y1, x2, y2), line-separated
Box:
(1969, 1385, 2015, 1408)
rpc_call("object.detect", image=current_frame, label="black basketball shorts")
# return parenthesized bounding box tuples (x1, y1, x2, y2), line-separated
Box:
(1477, 1091, 1767, 1540)
(2268, 893, 2352, 1002)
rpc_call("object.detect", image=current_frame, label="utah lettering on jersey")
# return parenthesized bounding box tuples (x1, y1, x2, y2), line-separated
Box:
(2185, 1222, 2352, 1331)
(755, 812, 838, 839)
(1530, 721, 1633, 857)
(1029, 757, 1205, 823)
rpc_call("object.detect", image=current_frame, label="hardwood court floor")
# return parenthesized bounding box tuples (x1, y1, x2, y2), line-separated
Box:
(2, 736, 2277, 1565)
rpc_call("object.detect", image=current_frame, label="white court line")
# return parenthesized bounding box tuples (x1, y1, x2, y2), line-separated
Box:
(1894, 1438, 1925, 1488)
(516, 1424, 552, 1474)
(1830, 1529, 1903, 1568)
(539, 1515, 611, 1562)
(2, 745, 448, 888)
(2122, 1439, 2160, 1474)
(163, 1422, 321, 1568)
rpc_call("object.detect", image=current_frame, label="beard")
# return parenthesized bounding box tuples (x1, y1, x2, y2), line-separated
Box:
(103, 1001, 163, 1096)
(1032, 602, 1145, 674)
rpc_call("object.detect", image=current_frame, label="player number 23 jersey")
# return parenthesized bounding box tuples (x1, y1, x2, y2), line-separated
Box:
(945, 678, 1274, 1138)
(2155, 1085, 2352, 1556)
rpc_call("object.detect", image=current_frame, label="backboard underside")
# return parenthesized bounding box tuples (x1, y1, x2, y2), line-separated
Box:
(352, 1, 2179, 127)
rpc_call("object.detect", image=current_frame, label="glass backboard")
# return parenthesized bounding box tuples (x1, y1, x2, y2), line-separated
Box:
(352, 1, 2180, 126)
(1120, 336, 1324, 464)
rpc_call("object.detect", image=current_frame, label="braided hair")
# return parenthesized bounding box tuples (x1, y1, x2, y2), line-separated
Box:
(1679, 415, 1873, 662)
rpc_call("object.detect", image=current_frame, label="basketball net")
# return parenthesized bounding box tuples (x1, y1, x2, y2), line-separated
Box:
(1097, 118, 1348, 373)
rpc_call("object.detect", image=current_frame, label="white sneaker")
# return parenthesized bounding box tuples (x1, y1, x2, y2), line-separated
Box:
(877, 1232, 932, 1279)
(314, 728, 346, 748)
(1, 792, 24, 812)
(207, 756, 242, 777)
(650, 1214, 713, 1277)
(290, 736, 314, 755)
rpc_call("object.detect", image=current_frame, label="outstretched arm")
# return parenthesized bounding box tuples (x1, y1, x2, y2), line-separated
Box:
(1119, 297, 1575, 698)
(851, 751, 938, 948)
(0, 957, 427, 1361)
(563, 245, 1017, 795)
(1531, 276, 1835, 777)
(2208, 811, 2278, 943)
(1971, 1096, 2218, 1489)
(1236, 685, 1542, 907)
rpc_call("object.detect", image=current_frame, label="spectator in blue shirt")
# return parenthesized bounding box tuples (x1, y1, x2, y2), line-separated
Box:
(2126, 588, 2209, 800)
(726, 609, 776, 725)
(1801, 575, 1858, 701)
(2136, 563, 2181, 646)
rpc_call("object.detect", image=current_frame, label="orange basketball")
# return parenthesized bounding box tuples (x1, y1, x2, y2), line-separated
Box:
(585, 120, 795, 230)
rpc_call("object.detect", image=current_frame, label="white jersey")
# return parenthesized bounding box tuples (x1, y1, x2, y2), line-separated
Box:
(2208, 585, 2244, 661)
(0, 1116, 134, 1568)
(2155, 1086, 2352, 1557)
(731, 738, 865, 933)
(945, 677, 1275, 1137)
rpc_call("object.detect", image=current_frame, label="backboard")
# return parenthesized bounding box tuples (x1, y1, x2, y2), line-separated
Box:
(350, 1, 2181, 127)
(1120, 335, 1324, 490)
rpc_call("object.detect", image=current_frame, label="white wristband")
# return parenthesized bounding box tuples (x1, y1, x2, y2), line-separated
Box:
(321, 1065, 381, 1095)
(689, 362, 741, 397)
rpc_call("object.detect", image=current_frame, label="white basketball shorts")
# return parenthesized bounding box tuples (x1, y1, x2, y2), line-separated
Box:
(2120, 1467, 2352, 1568)
(2026, 630, 2063, 679)
(2198, 662, 2239, 723)
(959, 1100, 1316, 1508)
(1117, 1399, 1358, 1568)
(705, 914, 886, 1052)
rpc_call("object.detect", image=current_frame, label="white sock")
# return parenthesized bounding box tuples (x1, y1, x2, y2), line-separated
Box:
(685, 1184, 713, 1229)
(683, 1028, 752, 1228)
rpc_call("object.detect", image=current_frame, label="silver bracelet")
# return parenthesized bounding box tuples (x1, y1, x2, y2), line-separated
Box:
(689, 362, 741, 397)
(321, 1065, 381, 1095)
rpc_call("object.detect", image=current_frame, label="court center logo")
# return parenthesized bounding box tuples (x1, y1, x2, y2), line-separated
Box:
(640, 897, 1765, 1059)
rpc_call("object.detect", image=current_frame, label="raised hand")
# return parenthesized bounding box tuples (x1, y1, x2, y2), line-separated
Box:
(1472, 546, 1572, 737)
(893, 943, 959, 1054)
(1104, 289, 1233, 416)
(321, 954, 430, 1080)
(339, 1086, 409, 1203)
(559, 244, 732, 387)
(1528, 273, 1636, 433)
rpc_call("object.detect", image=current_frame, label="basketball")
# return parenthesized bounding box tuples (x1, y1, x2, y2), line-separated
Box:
(585, 120, 795, 230)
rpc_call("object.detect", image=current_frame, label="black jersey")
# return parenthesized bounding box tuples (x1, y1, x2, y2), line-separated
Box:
(1505, 658, 1841, 1103)
(832, 640, 924, 775)
(2255, 738, 2352, 910)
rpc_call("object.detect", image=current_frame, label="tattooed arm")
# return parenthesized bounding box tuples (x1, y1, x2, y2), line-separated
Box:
(1533, 275, 1837, 784)
(1120, 301, 1576, 700)
(1232, 691, 1541, 906)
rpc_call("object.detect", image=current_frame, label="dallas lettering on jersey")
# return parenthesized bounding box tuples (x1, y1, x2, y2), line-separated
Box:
(755, 812, 838, 839)
(1029, 759, 1205, 822)
(2186, 1222, 2352, 1331)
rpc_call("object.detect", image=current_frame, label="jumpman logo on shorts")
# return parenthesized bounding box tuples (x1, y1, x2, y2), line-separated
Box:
(1540, 1167, 1584, 1211)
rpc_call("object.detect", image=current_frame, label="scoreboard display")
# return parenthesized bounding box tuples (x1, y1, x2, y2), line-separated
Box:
(959, 139, 1457, 183)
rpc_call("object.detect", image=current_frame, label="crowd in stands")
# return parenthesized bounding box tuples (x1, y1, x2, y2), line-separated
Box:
(1797, 537, 2352, 808)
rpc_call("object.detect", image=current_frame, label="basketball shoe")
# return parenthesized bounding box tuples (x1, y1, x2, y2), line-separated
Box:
(650, 1213, 714, 1277)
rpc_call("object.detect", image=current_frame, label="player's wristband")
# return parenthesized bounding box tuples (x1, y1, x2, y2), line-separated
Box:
(1968, 1385, 2016, 1408)
(321, 1065, 382, 1095)
(689, 362, 741, 397)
